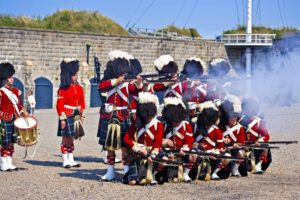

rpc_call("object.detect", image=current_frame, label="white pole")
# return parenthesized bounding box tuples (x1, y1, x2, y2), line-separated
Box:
(245, 0, 252, 96)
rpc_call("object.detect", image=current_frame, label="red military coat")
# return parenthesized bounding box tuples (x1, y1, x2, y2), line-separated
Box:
(0, 86, 23, 121)
(245, 116, 270, 142)
(221, 123, 245, 144)
(56, 83, 85, 120)
(195, 125, 225, 152)
(163, 121, 194, 150)
(124, 118, 163, 155)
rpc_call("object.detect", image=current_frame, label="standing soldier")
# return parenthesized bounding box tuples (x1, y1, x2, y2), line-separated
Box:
(56, 59, 85, 168)
(98, 50, 143, 181)
(0, 62, 27, 171)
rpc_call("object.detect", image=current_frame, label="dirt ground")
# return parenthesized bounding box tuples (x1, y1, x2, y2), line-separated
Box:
(0, 104, 299, 200)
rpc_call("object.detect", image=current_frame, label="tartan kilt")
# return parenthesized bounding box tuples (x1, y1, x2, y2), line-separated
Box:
(1, 119, 17, 147)
(57, 113, 77, 137)
(97, 113, 131, 148)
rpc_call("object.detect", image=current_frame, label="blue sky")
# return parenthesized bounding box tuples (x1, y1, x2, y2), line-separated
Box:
(0, 0, 299, 38)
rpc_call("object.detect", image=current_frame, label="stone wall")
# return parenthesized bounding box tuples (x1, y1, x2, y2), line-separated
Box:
(0, 27, 227, 108)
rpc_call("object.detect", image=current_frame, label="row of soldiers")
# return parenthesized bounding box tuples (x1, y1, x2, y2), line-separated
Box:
(95, 51, 272, 185)
(0, 53, 271, 185)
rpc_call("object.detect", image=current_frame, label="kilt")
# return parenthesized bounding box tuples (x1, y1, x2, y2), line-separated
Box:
(57, 110, 80, 137)
(1, 119, 17, 147)
(98, 112, 131, 148)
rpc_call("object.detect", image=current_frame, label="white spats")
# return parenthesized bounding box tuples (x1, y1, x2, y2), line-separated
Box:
(255, 161, 263, 174)
(68, 153, 81, 167)
(6, 156, 17, 170)
(231, 163, 241, 177)
(164, 97, 186, 109)
(62, 153, 71, 168)
(0, 157, 10, 171)
(154, 55, 174, 71)
(183, 168, 192, 182)
(101, 165, 116, 181)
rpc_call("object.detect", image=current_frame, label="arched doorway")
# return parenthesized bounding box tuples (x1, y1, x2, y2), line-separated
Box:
(90, 78, 102, 107)
(13, 78, 24, 102)
(34, 77, 53, 109)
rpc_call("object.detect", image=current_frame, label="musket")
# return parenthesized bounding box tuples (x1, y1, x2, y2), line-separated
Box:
(133, 154, 182, 166)
(164, 149, 248, 161)
(124, 73, 176, 81)
(227, 144, 280, 150)
(245, 141, 298, 145)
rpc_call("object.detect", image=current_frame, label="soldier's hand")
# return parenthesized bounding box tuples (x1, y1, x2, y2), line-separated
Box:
(147, 157, 153, 163)
(224, 138, 231, 144)
(179, 149, 186, 156)
(117, 75, 125, 84)
(198, 142, 207, 150)
(136, 75, 143, 85)
(139, 147, 148, 156)
(166, 139, 174, 148)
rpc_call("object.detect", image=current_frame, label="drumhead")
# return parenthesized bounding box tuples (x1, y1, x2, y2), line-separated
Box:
(14, 117, 37, 129)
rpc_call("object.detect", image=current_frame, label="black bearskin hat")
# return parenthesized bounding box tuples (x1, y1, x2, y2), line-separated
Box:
(136, 92, 159, 129)
(242, 97, 260, 117)
(129, 58, 142, 76)
(60, 59, 80, 88)
(154, 55, 178, 74)
(0, 62, 15, 87)
(197, 107, 220, 128)
(181, 57, 204, 78)
(162, 97, 187, 125)
(208, 57, 231, 78)
(102, 50, 132, 80)
(219, 100, 237, 127)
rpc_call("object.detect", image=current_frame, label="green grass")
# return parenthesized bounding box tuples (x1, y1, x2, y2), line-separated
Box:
(0, 10, 128, 35)
(223, 25, 299, 38)
(158, 25, 202, 38)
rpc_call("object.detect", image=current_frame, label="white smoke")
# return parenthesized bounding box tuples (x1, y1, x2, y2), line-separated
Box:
(229, 34, 300, 107)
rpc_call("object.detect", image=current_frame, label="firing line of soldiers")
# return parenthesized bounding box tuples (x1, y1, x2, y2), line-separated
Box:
(0, 52, 297, 186)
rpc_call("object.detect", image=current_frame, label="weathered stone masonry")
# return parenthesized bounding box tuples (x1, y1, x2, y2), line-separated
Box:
(0, 27, 227, 108)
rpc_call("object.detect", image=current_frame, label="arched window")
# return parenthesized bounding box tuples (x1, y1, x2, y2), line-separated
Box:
(34, 77, 53, 109)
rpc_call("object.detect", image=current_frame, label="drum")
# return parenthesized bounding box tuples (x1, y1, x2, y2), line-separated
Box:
(14, 116, 38, 146)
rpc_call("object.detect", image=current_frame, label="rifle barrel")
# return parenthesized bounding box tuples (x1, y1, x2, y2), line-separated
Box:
(259, 141, 298, 145)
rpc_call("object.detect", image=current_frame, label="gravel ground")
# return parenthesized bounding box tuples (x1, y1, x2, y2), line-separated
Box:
(0, 104, 299, 200)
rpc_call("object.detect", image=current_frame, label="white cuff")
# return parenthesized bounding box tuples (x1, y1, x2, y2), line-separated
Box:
(111, 79, 118, 87)
(59, 112, 67, 120)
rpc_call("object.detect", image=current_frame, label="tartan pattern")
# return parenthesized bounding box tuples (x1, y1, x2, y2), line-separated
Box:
(57, 113, 77, 137)
(1, 119, 17, 147)
(127, 161, 139, 181)
(98, 113, 131, 147)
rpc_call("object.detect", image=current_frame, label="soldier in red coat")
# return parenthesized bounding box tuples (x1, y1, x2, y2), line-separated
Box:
(56, 59, 85, 168)
(205, 58, 234, 101)
(123, 92, 162, 185)
(240, 97, 271, 174)
(181, 57, 207, 104)
(219, 99, 247, 177)
(98, 50, 143, 181)
(161, 97, 195, 182)
(0, 62, 27, 171)
(194, 106, 231, 180)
